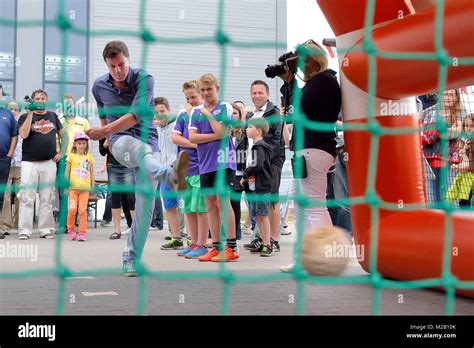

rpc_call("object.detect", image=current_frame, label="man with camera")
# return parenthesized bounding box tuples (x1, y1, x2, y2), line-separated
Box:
(17, 89, 68, 239)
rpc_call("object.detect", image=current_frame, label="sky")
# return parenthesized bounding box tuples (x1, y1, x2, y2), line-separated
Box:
(287, 0, 339, 71)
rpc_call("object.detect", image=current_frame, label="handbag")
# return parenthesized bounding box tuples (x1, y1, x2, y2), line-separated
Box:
(291, 154, 307, 179)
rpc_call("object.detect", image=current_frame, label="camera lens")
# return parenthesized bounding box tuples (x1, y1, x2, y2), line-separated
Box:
(265, 63, 287, 79)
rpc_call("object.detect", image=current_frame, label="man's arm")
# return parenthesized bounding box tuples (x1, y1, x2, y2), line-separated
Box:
(18, 111, 33, 139)
(7, 136, 18, 157)
(53, 128, 69, 162)
(88, 82, 138, 140)
(87, 113, 137, 140)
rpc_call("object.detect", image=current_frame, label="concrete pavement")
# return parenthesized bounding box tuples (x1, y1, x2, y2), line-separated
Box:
(0, 222, 473, 315)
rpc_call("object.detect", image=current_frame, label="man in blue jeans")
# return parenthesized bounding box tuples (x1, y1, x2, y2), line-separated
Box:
(87, 40, 188, 276)
(0, 106, 18, 239)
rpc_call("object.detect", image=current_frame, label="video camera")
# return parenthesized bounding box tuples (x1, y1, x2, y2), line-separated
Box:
(265, 51, 298, 79)
(24, 95, 46, 112)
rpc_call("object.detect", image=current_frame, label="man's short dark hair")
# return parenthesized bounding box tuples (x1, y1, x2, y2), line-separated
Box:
(31, 88, 48, 99)
(154, 97, 170, 109)
(248, 117, 270, 137)
(103, 40, 130, 61)
(251, 80, 270, 94)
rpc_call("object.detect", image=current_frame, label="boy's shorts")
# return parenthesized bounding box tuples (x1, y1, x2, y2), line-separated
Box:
(181, 175, 207, 214)
(160, 183, 178, 210)
(200, 169, 235, 189)
(249, 193, 271, 217)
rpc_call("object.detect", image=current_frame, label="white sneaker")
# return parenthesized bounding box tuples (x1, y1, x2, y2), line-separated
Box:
(100, 220, 112, 227)
(281, 225, 292, 235)
(280, 263, 295, 273)
(241, 223, 252, 235)
(122, 228, 131, 235)
(41, 232, 55, 239)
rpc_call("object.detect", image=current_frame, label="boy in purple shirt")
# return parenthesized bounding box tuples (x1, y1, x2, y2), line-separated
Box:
(189, 73, 238, 262)
(172, 80, 210, 259)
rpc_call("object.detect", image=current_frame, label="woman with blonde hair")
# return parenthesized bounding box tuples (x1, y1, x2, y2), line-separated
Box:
(281, 40, 341, 273)
(421, 88, 466, 203)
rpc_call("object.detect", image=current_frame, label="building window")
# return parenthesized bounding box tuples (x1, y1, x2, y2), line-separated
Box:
(0, 0, 17, 98)
(44, 0, 89, 111)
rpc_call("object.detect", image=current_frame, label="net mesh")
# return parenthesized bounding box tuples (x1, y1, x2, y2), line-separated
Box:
(0, 0, 473, 316)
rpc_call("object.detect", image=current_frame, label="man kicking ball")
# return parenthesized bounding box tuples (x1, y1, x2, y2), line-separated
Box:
(87, 40, 189, 276)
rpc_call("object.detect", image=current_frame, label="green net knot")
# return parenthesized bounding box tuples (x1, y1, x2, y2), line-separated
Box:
(370, 272, 384, 288)
(442, 274, 458, 289)
(220, 269, 235, 284)
(292, 263, 307, 281)
(295, 194, 309, 209)
(362, 39, 376, 56)
(366, 192, 379, 207)
(440, 199, 456, 213)
(140, 30, 156, 43)
(435, 119, 448, 132)
(56, 14, 71, 31)
(215, 30, 230, 45)
(367, 120, 382, 136)
(56, 265, 71, 278)
(135, 262, 146, 276)
(436, 49, 451, 66)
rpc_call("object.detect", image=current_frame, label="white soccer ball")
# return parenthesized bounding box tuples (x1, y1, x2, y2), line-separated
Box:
(301, 226, 352, 276)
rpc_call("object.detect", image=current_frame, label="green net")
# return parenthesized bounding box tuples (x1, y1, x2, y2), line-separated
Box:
(0, 0, 473, 317)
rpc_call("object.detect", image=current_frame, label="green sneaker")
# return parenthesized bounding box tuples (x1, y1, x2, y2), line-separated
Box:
(160, 238, 184, 250)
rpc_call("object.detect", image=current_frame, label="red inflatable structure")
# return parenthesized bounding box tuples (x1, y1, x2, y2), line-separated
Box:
(316, 0, 474, 297)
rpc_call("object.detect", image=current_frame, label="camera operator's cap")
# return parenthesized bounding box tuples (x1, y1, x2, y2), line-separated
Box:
(74, 132, 90, 141)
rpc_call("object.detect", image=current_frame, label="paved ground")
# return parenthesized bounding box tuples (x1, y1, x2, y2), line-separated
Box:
(0, 221, 473, 315)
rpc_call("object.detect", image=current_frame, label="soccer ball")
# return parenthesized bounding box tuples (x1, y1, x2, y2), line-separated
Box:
(301, 226, 352, 276)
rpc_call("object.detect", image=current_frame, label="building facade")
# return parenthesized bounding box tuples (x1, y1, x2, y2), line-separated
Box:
(2, 0, 287, 172)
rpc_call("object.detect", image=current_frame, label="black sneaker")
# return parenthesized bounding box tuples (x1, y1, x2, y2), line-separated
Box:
(260, 245, 274, 257)
(244, 238, 263, 252)
(0, 232, 5, 240)
(271, 239, 280, 252)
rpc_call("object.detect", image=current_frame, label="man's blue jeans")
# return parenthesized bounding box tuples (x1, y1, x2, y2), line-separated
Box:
(151, 182, 163, 229)
(111, 135, 172, 264)
(0, 156, 12, 212)
(103, 193, 112, 222)
(333, 151, 352, 236)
